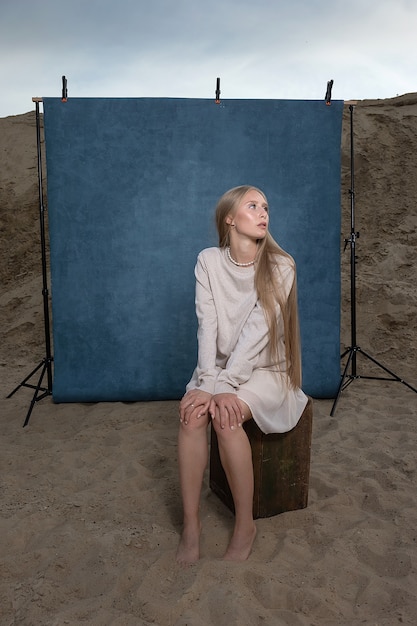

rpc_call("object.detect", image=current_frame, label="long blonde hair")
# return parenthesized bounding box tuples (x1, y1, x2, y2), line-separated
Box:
(215, 185, 302, 389)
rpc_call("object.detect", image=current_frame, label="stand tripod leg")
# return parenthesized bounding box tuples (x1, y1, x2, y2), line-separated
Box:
(7, 361, 45, 398)
(22, 360, 51, 428)
(330, 347, 355, 416)
(358, 348, 417, 393)
(331, 346, 417, 417)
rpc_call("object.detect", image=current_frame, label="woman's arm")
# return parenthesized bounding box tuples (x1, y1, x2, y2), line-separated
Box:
(192, 254, 220, 394)
(214, 261, 294, 394)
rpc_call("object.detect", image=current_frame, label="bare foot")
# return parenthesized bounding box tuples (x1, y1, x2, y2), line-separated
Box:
(176, 522, 201, 566)
(223, 523, 257, 562)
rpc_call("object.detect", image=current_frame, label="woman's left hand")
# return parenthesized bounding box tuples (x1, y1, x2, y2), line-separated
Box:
(209, 393, 244, 430)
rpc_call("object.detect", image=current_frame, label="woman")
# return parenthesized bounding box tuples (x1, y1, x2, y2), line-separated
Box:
(177, 185, 307, 564)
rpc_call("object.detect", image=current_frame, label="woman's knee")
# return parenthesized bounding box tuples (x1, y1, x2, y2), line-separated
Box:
(237, 399, 252, 422)
(211, 405, 252, 439)
(212, 417, 246, 442)
(180, 412, 210, 432)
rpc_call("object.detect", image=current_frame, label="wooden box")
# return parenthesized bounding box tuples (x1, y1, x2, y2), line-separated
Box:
(209, 397, 313, 518)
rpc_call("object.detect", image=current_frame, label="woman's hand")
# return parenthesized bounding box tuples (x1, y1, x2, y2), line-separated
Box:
(179, 389, 212, 425)
(209, 393, 245, 430)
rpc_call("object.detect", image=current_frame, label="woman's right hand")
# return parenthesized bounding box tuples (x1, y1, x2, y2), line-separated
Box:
(179, 389, 212, 425)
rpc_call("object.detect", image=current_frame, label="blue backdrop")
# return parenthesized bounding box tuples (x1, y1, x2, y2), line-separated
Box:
(42, 97, 344, 402)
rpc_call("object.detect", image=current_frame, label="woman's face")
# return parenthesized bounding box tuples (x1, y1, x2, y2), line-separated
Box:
(228, 189, 269, 241)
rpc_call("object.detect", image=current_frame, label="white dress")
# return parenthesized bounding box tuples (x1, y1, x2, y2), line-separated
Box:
(186, 247, 308, 434)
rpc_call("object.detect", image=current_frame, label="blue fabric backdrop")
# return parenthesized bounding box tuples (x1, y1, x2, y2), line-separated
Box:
(42, 97, 344, 402)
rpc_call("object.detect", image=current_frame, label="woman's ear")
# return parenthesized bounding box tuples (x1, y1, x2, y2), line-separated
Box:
(225, 215, 234, 226)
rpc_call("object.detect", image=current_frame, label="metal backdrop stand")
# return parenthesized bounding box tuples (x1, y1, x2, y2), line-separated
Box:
(7, 98, 53, 427)
(330, 104, 417, 416)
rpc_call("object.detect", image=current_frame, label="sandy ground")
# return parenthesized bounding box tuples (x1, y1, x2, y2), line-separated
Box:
(0, 95, 416, 625)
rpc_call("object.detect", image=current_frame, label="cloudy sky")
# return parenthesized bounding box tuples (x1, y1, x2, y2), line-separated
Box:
(1, 0, 416, 118)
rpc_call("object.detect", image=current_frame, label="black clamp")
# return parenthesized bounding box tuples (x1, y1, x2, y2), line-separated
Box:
(62, 75, 68, 102)
(325, 79, 333, 105)
(215, 77, 221, 103)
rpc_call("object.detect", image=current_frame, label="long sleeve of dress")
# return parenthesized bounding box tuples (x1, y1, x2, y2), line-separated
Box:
(214, 301, 271, 394)
(192, 255, 220, 394)
(214, 262, 294, 395)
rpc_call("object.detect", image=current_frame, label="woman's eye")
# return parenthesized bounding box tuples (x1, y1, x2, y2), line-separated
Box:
(247, 202, 268, 212)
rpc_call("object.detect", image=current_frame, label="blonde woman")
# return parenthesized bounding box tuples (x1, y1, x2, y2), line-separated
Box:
(177, 185, 307, 565)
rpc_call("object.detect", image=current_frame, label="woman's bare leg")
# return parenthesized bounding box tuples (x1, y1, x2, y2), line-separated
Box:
(176, 413, 210, 565)
(214, 401, 257, 561)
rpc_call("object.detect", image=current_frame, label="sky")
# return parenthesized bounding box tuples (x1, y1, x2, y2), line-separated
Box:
(1, 0, 416, 118)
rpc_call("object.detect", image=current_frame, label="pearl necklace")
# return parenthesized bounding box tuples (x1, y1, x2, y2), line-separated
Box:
(226, 246, 256, 267)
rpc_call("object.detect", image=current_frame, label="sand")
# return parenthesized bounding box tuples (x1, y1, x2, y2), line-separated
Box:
(1, 95, 416, 625)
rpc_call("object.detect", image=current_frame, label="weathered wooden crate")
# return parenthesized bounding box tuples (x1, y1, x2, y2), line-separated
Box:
(209, 397, 313, 518)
